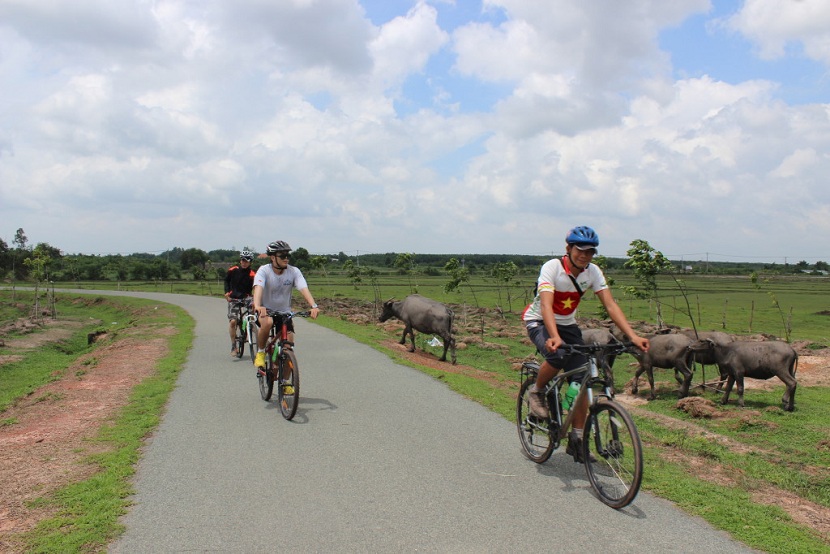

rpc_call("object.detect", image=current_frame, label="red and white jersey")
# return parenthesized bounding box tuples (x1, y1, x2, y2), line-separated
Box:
(522, 257, 608, 326)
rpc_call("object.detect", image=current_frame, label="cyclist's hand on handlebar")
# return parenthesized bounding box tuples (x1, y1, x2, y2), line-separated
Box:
(224, 292, 231, 301)
(544, 335, 563, 352)
(309, 307, 320, 319)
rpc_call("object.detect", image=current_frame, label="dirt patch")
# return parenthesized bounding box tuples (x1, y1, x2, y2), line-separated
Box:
(0, 322, 170, 551)
(660, 446, 830, 541)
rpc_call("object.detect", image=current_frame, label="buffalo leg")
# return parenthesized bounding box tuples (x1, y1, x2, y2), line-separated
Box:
(736, 377, 746, 408)
(780, 375, 797, 412)
(676, 365, 693, 398)
(721, 375, 735, 406)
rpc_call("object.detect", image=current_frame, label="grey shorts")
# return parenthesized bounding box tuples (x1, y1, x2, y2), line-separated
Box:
(526, 322, 587, 376)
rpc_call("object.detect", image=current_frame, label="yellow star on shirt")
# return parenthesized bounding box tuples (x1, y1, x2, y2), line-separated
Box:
(562, 298, 575, 310)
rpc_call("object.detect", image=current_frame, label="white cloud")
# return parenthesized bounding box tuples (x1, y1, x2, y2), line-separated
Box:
(725, 0, 830, 64)
(0, 0, 829, 262)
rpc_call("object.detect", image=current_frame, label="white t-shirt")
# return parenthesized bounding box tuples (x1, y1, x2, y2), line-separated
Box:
(522, 257, 608, 326)
(253, 264, 308, 312)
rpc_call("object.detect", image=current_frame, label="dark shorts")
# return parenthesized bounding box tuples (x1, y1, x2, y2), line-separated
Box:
(257, 313, 295, 334)
(526, 322, 587, 379)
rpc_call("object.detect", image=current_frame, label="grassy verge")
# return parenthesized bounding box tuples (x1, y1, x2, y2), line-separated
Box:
(0, 292, 194, 552)
(0, 294, 141, 413)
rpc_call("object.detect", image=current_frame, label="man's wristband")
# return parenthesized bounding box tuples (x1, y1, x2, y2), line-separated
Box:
(311, 304, 318, 309)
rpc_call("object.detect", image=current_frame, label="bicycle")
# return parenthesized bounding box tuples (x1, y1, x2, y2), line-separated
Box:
(243, 309, 258, 363)
(256, 310, 310, 420)
(228, 298, 252, 359)
(516, 342, 643, 509)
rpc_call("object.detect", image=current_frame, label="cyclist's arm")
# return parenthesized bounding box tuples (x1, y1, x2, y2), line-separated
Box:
(595, 288, 649, 352)
(298, 287, 320, 320)
(539, 290, 563, 352)
(252, 285, 266, 317)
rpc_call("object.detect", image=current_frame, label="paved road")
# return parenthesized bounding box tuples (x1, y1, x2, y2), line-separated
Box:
(90, 291, 756, 553)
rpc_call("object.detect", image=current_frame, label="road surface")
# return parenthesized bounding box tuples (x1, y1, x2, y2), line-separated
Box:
(95, 291, 755, 553)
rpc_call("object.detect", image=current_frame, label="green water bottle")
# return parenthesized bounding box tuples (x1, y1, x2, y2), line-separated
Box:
(562, 381, 580, 411)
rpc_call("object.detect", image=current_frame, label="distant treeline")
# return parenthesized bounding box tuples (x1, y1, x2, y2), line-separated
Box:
(2, 227, 827, 283)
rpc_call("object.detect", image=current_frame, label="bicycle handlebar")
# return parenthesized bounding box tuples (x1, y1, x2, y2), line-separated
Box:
(263, 309, 311, 319)
(556, 341, 631, 357)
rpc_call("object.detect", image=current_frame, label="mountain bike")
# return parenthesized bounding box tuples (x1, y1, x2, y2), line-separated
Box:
(243, 310, 258, 362)
(257, 310, 310, 420)
(516, 342, 643, 509)
(229, 298, 251, 359)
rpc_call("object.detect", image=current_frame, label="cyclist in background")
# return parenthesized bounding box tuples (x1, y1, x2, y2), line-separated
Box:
(522, 226, 649, 462)
(224, 250, 255, 356)
(252, 241, 320, 372)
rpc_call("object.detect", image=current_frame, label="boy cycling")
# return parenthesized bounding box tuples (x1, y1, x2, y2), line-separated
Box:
(522, 226, 649, 462)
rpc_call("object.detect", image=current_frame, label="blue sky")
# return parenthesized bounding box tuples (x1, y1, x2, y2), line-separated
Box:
(1, 0, 829, 264)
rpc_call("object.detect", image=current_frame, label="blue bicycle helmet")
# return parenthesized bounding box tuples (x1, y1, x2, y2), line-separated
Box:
(565, 226, 599, 248)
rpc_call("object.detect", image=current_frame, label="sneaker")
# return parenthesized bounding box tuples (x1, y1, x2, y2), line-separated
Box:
(254, 351, 266, 369)
(566, 431, 597, 464)
(231, 343, 238, 357)
(282, 385, 295, 396)
(527, 389, 549, 419)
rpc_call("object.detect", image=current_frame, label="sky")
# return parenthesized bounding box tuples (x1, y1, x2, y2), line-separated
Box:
(1, 0, 829, 264)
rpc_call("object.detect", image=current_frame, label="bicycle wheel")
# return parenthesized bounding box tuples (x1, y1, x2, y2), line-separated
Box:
(234, 320, 245, 359)
(247, 318, 258, 362)
(258, 357, 274, 401)
(582, 399, 643, 509)
(277, 349, 300, 420)
(516, 377, 555, 463)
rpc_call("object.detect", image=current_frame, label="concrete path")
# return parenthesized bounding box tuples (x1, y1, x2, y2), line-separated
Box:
(87, 291, 756, 553)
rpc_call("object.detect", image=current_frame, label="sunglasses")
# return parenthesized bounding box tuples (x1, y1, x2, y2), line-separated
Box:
(274, 253, 290, 260)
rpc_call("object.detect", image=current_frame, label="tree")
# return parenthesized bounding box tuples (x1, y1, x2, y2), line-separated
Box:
(491, 261, 518, 313)
(394, 252, 417, 293)
(343, 259, 363, 289)
(624, 239, 674, 327)
(180, 248, 209, 271)
(310, 255, 329, 278)
(291, 247, 310, 270)
(13, 228, 28, 250)
(0, 238, 9, 276)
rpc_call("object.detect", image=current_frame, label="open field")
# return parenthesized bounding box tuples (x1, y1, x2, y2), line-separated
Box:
(1, 272, 829, 552)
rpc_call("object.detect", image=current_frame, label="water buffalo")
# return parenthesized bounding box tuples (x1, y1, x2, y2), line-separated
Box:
(689, 339, 798, 411)
(682, 330, 733, 388)
(629, 334, 695, 400)
(581, 328, 620, 392)
(379, 295, 457, 364)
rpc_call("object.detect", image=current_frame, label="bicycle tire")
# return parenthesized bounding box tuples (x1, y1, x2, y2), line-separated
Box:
(247, 319, 258, 362)
(582, 399, 643, 509)
(277, 349, 300, 420)
(516, 377, 555, 463)
(258, 357, 274, 401)
(235, 321, 245, 359)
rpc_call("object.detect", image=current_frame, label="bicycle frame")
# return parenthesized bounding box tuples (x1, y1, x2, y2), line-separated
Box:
(549, 358, 609, 440)
(521, 343, 620, 438)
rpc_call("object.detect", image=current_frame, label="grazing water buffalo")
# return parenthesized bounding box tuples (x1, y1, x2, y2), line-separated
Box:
(629, 334, 695, 400)
(379, 295, 457, 364)
(682, 330, 733, 388)
(581, 328, 620, 392)
(689, 339, 798, 411)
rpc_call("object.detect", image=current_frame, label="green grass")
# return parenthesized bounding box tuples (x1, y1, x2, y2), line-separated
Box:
(5, 272, 830, 552)
(0, 293, 144, 413)
(0, 291, 194, 553)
